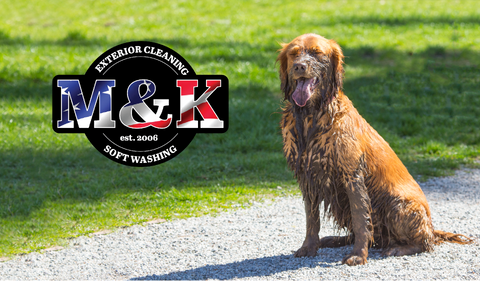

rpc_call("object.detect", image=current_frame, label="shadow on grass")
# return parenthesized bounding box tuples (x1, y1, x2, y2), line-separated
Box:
(0, 137, 292, 220)
(0, 13, 478, 48)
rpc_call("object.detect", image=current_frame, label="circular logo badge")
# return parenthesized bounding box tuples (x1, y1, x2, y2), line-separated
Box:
(52, 41, 228, 167)
(85, 42, 196, 166)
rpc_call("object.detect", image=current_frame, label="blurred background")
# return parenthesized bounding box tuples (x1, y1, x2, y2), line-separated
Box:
(1, 0, 479, 256)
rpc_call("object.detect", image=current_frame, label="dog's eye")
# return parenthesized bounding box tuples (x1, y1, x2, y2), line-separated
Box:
(312, 48, 322, 54)
(289, 47, 300, 57)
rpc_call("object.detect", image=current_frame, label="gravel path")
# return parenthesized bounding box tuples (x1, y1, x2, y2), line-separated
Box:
(1, 169, 479, 280)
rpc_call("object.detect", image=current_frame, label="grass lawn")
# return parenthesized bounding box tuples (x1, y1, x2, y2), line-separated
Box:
(1, 0, 479, 256)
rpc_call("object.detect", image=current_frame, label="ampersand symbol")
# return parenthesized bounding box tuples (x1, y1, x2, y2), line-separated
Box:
(119, 79, 172, 129)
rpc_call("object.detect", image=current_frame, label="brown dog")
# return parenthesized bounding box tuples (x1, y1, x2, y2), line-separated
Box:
(278, 33, 472, 266)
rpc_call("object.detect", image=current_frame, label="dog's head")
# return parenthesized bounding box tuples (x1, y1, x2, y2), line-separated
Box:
(277, 33, 344, 108)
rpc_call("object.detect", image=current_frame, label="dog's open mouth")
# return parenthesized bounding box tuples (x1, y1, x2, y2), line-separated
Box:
(292, 77, 319, 107)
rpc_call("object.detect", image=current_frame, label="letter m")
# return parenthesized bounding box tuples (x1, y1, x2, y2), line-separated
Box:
(57, 79, 116, 129)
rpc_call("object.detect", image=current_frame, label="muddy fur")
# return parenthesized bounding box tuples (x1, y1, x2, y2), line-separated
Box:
(278, 33, 473, 266)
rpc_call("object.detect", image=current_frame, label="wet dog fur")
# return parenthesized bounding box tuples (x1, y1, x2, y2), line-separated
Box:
(278, 33, 472, 266)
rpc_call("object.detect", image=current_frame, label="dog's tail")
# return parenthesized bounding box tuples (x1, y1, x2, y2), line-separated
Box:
(434, 230, 474, 245)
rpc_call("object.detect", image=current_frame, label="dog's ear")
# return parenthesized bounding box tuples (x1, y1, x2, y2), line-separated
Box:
(329, 40, 344, 93)
(276, 43, 290, 100)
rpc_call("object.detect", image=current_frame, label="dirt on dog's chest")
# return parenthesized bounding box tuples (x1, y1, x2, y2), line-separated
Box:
(294, 116, 339, 175)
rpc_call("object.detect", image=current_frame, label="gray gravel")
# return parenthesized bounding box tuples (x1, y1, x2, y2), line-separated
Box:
(1, 169, 479, 280)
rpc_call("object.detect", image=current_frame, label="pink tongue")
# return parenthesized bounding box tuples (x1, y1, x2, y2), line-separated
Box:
(292, 78, 315, 107)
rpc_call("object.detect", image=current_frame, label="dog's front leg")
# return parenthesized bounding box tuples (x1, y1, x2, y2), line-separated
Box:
(342, 172, 373, 266)
(294, 194, 321, 257)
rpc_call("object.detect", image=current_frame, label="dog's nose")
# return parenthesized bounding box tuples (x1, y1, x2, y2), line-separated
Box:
(293, 63, 307, 74)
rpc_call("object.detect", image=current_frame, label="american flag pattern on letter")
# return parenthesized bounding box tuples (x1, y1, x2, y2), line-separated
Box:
(176, 80, 224, 129)
(119, 79, 172, 129)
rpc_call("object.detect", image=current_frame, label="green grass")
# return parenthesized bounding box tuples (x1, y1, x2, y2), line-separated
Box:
(1, 0, 480, 256)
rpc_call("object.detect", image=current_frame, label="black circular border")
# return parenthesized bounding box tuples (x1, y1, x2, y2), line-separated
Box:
(84, 41, 196, 167)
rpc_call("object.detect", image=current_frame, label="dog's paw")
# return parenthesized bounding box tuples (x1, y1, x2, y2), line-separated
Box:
(318, 236, 336, 248)
(293, 246, 318, 257)
(342, 254, 367, 266)
(382, 247, 401, 257)
(319, 235, 352, 248)
(381, 244, 422, 257)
